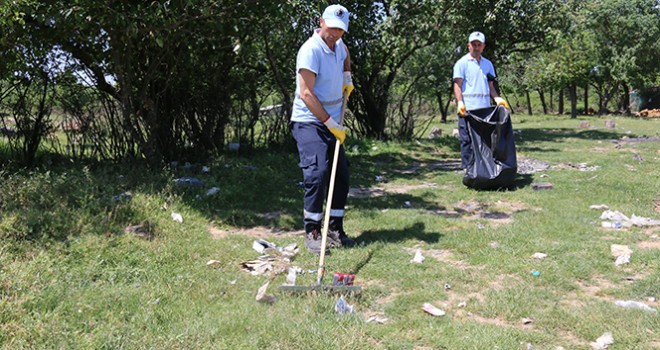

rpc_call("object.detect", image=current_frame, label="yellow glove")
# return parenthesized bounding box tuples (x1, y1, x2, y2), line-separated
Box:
(457, 100, 466, 117)
(342, 71, 354, 100)
(323, 117, 346, 144)
(494, 97, 510, 109)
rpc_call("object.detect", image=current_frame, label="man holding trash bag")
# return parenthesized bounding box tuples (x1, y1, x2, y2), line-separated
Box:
(452, 31, 510, 169)
(290, 4, 356, 254)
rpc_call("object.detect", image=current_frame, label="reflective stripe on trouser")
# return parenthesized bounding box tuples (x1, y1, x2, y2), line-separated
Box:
(458, 116, 472, 169)
(291, 121, 349, 229)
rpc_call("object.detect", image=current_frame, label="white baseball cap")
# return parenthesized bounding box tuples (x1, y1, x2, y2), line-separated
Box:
(322, 4, 349, 32)
(468, 31, 486, 43)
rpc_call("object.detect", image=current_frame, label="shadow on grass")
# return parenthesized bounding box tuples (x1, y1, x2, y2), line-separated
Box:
(357, 222, 443, 246)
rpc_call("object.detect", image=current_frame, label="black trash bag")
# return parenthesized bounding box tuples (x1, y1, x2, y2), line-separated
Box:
(462, 105, 517, 190)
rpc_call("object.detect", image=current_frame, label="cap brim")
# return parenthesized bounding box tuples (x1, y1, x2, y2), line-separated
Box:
(324, 19, 348, 32)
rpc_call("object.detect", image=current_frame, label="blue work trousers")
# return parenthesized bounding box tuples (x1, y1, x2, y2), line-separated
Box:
(458, 116, 472, 169)
(290, 122, 349, 229)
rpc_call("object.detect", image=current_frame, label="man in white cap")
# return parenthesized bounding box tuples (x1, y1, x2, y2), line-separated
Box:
(290, 4, 355, 254)
(452, 31, 510, 169)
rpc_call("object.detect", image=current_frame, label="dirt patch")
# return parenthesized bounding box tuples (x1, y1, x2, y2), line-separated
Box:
(614, 136, 660, 145)
(349, 182, 438, 199)
(428, 200, 530, 226)
(637, 240, 660, 250)
(207, 223, 303, 239)
(402, 247, 474, 270)
(655, 196, 660, 212)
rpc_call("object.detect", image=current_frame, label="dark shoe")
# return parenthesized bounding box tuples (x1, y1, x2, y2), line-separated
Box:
(329, 225, 356, 248)
(304, 227, 329, 254)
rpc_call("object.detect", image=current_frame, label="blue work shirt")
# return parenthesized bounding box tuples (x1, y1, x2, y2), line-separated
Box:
(291, 29, 347, 123)
(453, 53, 496, 109)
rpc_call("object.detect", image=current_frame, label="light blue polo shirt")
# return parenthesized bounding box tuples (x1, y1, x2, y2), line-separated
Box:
(453, 53, 496, 109)
(291, 29, 347, 123)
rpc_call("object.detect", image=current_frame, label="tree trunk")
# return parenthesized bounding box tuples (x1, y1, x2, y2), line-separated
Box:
(549, 88, 554, 112)
(558, 88, 564, 115)
(538, 89, 547, 114)
(526, 90, 532, 115)
(436, 92, 446, 123)
(584, 84, 589, 114)
(621, 81, 630, 115)
(569, 83, 577, 119)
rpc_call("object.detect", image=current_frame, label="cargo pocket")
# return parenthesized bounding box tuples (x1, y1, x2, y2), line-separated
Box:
(299, 154, 319, 185)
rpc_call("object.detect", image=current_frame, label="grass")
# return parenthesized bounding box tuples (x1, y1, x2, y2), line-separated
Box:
(1, 113, 659, 349)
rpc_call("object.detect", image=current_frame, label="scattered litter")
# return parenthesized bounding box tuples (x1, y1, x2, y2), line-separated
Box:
(124, 224, 153, 240)
(614, 300, 657, 312)
(365, 315, 389, 324)
(531, 252, 548, 260)
(202, 166, 210, 173)
(458, 301, 467, 308)
(521, 317, 534, 325)
(410, 249, 425, 264)
(148, 298, 160, 305)
(371, 146, 378, 150)
(444, 283, 451, 290)
(531, 182, 553, 190)
(228, 142, 240, 151)
(241, 242, 299, 276)
(171, 212, 183, 223)
(252, 239, 277, 253)
(285, 267, 298, 286)
(532, 270, 541, 277)
(422, 303, 446, 317)
(476, 223, 485, 229)
(404, 201, 413, 208)
(206, 260, 221, 267)
(452, 129, 459, 138)
(554, 162, 600, 172)
(526, 343, 533, 350)
(351, 145, 359, 152)
(255, 281, 277, 304)
(648, 297, 656, 302)
(174, 177, 204, 187)
(206, 187, 220, 196)
(112, 192, 133, 203)
(517, 158, 551, 174)
(295, 181, 304, 187)
(332, 272, 355, 286)
(590, 204, 609, 210)
(601, 221, 622, 229)
(600, 210, 660, 228)
(375, 175, 387, 182)
(428, 127, 442, 139)
(489, 241, 499, 248)
(610, 244, 632, 266)
(590, 332, 614, 349)
(335, 295, 355, 315)
(228, 280, 237, 285)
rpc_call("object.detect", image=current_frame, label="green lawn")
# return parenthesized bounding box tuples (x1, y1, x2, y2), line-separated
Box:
(1, 114, 659, 349)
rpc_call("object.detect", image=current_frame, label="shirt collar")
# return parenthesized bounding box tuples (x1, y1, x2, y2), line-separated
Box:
(313, 29, 334, 54)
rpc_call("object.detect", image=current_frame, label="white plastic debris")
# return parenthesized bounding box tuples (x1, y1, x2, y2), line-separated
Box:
(206, 187, 220, 196)
(171, 212, 183, 223)
(422, 303, 446, 317)
(531, 252, 548, 260)
(404, 201, 413, 208)
(202, 166, 210, 173)
(365, 315, 389, 324)
(410, 249, 425, 264)
(335, 295, 355, 315)
(590, 204, 609, 210)
(285, 267, 297, 286)
(610, 244, 632, 266)
(614, 300, 657, 312)
(457, 301, 467, 308)
(206, 260, 221, 266)
(590, 332, 614, 349)
(252, 239, 276, 253)
(255, 281, 276, 304)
